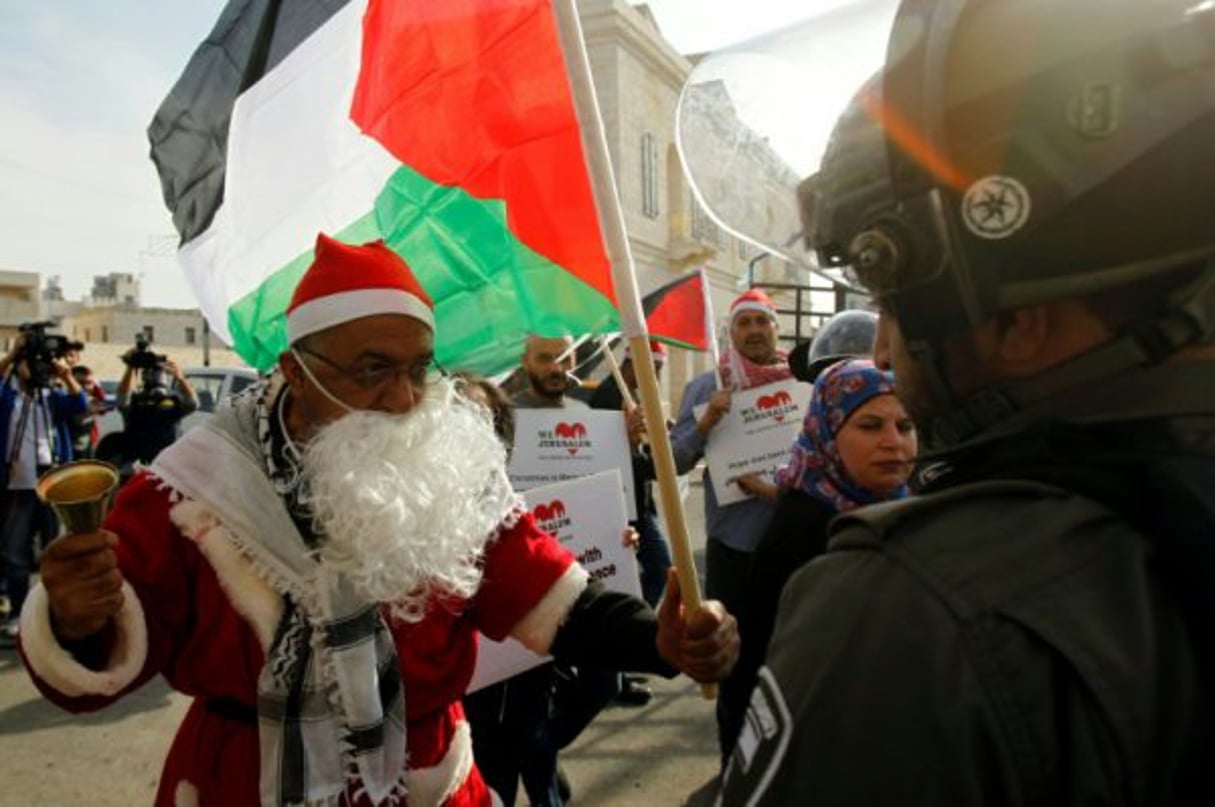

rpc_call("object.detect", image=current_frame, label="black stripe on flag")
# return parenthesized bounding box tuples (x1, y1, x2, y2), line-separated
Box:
(642, 271, 699, 316)
(147, 0, 350, 244)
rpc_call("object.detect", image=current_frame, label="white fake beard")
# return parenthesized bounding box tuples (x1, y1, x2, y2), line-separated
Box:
(301, 378, 520, 622)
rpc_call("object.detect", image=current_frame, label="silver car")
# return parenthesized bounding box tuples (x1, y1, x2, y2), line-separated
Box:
(176, 366, 260, 431)
(95, 366, 259, 442)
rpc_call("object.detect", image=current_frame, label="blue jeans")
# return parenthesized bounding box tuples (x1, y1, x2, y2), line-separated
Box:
(2, 489, 58, 620)
(634, 511, 673, 608)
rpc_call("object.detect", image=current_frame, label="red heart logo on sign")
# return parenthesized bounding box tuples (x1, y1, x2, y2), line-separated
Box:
(757, 392, 792, 421)
(555, 422, 585, 454)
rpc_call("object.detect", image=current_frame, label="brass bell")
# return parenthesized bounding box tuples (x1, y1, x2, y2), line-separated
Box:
(35, 460, 121, 535)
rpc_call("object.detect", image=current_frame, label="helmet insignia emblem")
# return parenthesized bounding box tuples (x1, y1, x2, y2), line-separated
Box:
(961, 175, 1031, 240)
(1069, 83, 1121, 139)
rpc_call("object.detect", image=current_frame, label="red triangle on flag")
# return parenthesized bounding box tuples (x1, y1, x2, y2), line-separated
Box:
(643, 270, 710, 351)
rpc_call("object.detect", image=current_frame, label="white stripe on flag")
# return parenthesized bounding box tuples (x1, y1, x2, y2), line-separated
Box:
(180, 0, 398, 343)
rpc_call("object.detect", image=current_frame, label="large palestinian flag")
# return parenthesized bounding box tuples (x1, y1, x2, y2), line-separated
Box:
(149, 0, 619, 374)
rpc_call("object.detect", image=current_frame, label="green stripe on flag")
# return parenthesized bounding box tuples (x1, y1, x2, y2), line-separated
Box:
(227, 163, 619, 375)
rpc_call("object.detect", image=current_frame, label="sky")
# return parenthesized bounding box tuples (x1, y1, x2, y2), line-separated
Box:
(0, 0, 806, 309)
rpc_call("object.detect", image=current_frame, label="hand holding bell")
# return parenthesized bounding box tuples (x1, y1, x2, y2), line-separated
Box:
(35, 460, 124, 641)
(40, 531, 126, 641)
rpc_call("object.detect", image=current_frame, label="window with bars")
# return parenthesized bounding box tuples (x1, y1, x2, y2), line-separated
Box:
(641, 132, 660, 219)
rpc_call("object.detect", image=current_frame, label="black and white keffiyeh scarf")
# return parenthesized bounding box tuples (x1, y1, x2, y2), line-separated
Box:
(152, 375, 408, 806)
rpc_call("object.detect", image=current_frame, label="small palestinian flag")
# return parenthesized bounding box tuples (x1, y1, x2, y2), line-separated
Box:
(642, 268, 713, 351)
(149, 0, 619, 374)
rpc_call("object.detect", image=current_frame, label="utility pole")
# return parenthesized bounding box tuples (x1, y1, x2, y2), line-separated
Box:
(202, 318, 211, 367)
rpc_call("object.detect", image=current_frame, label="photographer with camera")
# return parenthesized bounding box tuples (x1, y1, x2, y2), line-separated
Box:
(0, 325, 87, 641)
(113, 332, 198, 472)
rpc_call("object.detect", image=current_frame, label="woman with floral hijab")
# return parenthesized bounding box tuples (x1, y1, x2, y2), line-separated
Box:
(721, 359, 917, 763)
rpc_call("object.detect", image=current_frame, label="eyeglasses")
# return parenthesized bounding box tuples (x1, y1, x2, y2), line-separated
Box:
(296, 345, 446, 392)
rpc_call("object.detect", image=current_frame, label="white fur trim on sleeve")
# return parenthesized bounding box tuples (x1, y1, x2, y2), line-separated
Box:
(19, 581, 147, 698)
(509, 564, 589, 656)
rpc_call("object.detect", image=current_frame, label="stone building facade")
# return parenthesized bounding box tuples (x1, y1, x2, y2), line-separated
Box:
(580, 1, 841, 408)
(57, 307, 243, 380)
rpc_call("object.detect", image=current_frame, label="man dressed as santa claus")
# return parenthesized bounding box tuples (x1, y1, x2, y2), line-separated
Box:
(19, 234, 739, 807)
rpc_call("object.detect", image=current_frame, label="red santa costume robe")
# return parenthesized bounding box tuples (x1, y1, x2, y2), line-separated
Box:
(19, 472, 585, 807)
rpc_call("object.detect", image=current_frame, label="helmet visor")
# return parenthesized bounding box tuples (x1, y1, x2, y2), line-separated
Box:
(676, 0, 902, 289)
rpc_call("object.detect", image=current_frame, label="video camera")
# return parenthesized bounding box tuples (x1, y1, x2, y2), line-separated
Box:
(123, 331, 167, 372)
(123, 331, 176, 407)
(16, 321, 83, 388)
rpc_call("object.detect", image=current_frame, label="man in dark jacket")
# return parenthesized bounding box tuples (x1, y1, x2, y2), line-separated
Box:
(588, 340, 673, 611)
(719, 1, 1215, 804)
(588, 340, 674, 707)
(115, 347, 199, 470)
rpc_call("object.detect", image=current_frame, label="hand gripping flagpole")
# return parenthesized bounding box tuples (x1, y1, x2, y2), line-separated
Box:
(553, 0, 715, 698)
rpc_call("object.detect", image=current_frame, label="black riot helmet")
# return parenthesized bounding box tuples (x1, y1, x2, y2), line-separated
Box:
(788, 309, 880, 383)
(809, 309, 878, 361)
(801, 0, 1215, 346)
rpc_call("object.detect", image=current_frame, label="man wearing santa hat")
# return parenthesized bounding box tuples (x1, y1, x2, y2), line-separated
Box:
(19, 234, 739, 807)
(670, 288, 792, 763)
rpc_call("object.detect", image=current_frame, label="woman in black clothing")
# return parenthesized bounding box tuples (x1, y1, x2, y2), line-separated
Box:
(721, 358, 917, 762)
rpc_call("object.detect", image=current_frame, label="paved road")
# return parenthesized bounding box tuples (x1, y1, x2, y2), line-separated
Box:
(0, 478, 722, 807)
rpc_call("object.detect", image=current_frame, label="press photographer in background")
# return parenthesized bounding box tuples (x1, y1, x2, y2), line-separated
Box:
(0, 324, 87, 641)
(66, 364, 108, 459)
(112, 332, 198, 473)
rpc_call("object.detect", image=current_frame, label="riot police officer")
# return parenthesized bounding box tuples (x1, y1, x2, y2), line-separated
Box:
(718, 1, 1215, 803)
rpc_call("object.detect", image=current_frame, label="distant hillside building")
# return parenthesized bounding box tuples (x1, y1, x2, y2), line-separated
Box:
(51, 273, 245, 379)
(87, 272, 141, 307)
(0, 270, 43, 347)
(63, 306, 206, 351)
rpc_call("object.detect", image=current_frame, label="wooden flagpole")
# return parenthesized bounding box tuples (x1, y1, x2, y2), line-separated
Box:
(598, 336, 636, 410)
(553, 0, 714, 697)
(699, 266, 726, 390)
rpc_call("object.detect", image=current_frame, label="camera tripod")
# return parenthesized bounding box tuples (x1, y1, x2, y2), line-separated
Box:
(4, 368, 64, 482)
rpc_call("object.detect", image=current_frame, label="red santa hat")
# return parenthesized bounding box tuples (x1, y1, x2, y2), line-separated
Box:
(624, 340, 669, 364)
(286, 234, 435, 344)
(730, 289, 778, 321)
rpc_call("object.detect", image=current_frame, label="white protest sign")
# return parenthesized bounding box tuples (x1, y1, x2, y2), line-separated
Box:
(466, 469, 640, 693)
(700, 378, 812, 506)
(508, 409, 637, 520)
